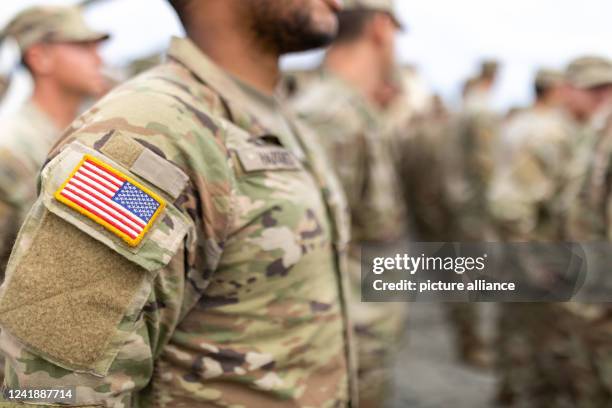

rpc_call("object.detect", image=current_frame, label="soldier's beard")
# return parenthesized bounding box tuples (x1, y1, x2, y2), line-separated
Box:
(248, 1, 338, 55)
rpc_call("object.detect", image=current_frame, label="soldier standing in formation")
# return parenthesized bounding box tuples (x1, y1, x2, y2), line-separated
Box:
(0, 5, 109, 273)
(291, 1, 406, 406)
(439, 61, 503, 369)
(489, 57, 612, 406)
(0, 0, 357, 407)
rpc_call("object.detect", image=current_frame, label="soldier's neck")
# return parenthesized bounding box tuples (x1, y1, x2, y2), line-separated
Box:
(324, 42, 383, 104)
(186, 28, 280, 96)
(31, 81, 83, 130)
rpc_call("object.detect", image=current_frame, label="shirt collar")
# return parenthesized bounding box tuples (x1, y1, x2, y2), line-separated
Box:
(167, 36, 277, 132)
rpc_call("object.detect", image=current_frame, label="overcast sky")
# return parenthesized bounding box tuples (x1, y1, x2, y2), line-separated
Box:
(1, 0, 612, 114)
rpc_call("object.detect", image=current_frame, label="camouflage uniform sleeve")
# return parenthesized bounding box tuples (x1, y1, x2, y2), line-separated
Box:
(0, 90, 233, 407)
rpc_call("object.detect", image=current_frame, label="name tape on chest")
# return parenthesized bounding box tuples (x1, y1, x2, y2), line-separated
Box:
(236, 146, 300, 172)
(54, 154, 166, 247)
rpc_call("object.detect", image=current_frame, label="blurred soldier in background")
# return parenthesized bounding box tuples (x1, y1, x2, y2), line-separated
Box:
(492, 57, 612, 407)
(0, 0, 358, 406)
(439, 61, 502, 369)
(564, 57, 612, 239)
(384, 66, 454, 243)
(463, 60, 499, 114)
(487, 68, 572, 405)
(447, 59, 501, 240)
(489, 68, 570, 241)
(0, 5, 109, 274)
(292, 0, 406, 405)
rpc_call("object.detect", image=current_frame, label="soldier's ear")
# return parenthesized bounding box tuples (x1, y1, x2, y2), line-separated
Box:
(23, 44, 54, 76)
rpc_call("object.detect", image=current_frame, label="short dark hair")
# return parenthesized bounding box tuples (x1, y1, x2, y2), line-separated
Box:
(335, 9, 377, 44)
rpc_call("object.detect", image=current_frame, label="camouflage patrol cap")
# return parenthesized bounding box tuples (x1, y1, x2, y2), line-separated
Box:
(1, 5, 109, 54)
(535, 68, 566, 89)
(566, 56, 612, 89)
(342, 0, 403, 29)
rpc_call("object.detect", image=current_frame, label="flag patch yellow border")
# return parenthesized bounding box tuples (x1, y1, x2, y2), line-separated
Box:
(54, 154, 166, 247)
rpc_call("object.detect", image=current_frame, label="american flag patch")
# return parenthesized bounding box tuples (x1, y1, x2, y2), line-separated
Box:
(55, 154, 166, 247)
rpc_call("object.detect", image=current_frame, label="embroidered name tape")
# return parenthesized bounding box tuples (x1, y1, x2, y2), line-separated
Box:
(236, 146, 300, 172)
(54, 154, 166, 247)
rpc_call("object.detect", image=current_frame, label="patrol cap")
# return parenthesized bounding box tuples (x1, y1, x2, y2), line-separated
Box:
(566, 56, 612, 89)
(342, 0, 404, 29)
(534, 68, 566, 89)
(1, 5, 110, 54)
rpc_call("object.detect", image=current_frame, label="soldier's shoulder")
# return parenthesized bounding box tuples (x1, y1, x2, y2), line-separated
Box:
(291, 76, 371, 131)
(62, 62, 228, 155)
(92, 61, 225, 130)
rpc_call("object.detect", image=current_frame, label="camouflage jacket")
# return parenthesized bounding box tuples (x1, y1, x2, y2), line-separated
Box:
(444, 110, 500, 240)
(488, 107, 575, 241)
(565, 113, 612, 241)
(291, 72, 405, 245)
(0, 101, 59, 273)
(0, 37, 355, 408)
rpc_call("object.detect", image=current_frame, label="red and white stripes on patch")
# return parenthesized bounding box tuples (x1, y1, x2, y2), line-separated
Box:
(58, 159, 147, 240)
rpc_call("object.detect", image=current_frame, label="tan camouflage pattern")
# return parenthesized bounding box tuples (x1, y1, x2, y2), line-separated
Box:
(489, 107, 575, 240)
(0, 37, 355, 408)
(0, 101, 60, 273)
(291, 71, 406, 406)
(490, 101, 612, 406)
(488, 106, 578, 406)
(444, 110, 500, 241)
(2, 5, 109, 53)
(389, 100, 454, 241)
(292, 72, 406, 244)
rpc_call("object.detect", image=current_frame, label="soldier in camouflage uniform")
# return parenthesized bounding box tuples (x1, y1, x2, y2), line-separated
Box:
(540, 58, 612, 408)
(439, 61, 502, 370)
(489, 69, 571, 241)
(381, 67, 453, 243)
(488, 68, 572, 405)
(462, 60, 499, 115)
(0, 6, 109, 273)
(291, 1, 405, 406)
(491, 58, 612, 407)
(0, 0, 357, 407)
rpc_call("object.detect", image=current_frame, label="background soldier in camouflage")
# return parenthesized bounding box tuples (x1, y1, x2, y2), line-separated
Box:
(541, 58, 612, 408)
(436, 61, 502, 370)
(462, 60, 499, 115)
(291, 1, 406, 406)
(383, 66, 453, 243)
(0, 0, 357, 407)
(0, 5, 109, 273)
(564, 57, 612, 240)
(491, 57, 612, 407)
(487, 68, 573, 405)
(489, 68, 570, 241)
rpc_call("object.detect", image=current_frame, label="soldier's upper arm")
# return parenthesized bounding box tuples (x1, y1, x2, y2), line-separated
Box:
(0, 133, 195, 406)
